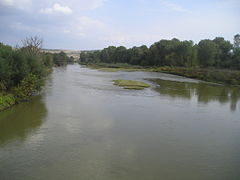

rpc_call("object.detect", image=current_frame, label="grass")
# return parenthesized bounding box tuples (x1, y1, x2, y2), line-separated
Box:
(98, 68, 142, 72)
(82, 63, 240, 86)
(0, 94, 16, 111)
(149, 67, 240, 86)
(83, 63, 144, 72)
(113, 79, 150, 90)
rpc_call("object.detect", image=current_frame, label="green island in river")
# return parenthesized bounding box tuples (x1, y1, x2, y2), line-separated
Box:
(113, 79, 150, 90)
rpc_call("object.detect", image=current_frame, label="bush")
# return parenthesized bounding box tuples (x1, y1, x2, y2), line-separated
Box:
(13, 74, 42, 101)
(0, 94, 15, 111)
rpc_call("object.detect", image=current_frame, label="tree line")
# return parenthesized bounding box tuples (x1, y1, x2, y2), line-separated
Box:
(0, 37, 71, 108)
(80, 35, 240, 69)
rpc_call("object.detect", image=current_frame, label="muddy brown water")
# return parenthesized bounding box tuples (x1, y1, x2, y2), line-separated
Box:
(0, 64, 239, 180)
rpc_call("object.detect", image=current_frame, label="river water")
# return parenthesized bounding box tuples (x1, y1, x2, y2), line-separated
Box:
(0, 64, 240, 180)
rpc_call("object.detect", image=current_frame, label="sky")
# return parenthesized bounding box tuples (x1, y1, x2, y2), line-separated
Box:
(0, 0, 239, 50)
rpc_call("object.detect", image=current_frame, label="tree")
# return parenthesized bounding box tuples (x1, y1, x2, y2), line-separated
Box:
(234, 34, 240, 49)
(213, 37, 232, 68)
(174, 40, 196, 67)
(0, 43, 13, 87)
(138, 45, 149, 66)
(43, 53, 53, 67)
(78, 36, 239, 70)
(100, 49, 110, 63)
(53, 51, 68, 66)
(129, 47, 142, 65)
(198, 40, 217, 67)
(80, 52, 88, 63)
(21, 36, 43, 56)
(232, 48, 240, 69)
(0, 39, 50, 92)
(115, 46, 128, 63)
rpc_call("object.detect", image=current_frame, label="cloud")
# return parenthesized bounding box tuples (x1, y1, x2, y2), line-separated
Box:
(77, 16, 105, 30)
(74, 0, 107, 10)
(100, 34, 127, 44)
(40, 3, 72, 14)
(56, 16, 128, 45)
(61, 16, 107, 39)
(0, 0, 31, 9)
(0, 0, 13, 6)
(63, 29, 71, 34)
(160, 0, 192, 13)
(10, 22, 41, 32)
(86, 0, 107, 10)
(0, 0, 238, 50)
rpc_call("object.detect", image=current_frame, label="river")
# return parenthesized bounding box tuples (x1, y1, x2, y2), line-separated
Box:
(0, 64, 240, 180)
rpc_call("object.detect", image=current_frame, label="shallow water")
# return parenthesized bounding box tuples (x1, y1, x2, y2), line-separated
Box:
(0, 64, 240, 180)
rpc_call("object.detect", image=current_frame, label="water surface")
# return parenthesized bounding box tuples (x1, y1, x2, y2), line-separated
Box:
(0, 64, 239, 180)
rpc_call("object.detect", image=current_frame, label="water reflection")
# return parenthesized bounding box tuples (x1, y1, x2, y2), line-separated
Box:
(152, 79, 240, 111)
(0, 65, 239, 179)
(0, 96, 47, 146)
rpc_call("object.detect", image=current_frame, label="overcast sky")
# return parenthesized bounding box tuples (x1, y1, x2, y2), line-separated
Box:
(0, 0, 239, 50)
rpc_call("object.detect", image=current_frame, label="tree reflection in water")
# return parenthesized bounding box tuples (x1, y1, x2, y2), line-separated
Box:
(152, 79, 240, 112)
(0, 96, 47, 146)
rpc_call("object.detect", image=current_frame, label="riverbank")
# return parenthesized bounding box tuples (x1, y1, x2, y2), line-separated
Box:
(0, 94, 15, 111)
(82, 63, 240, 86)
(0, 41, 75, 112)
(0, 72, 48, 112)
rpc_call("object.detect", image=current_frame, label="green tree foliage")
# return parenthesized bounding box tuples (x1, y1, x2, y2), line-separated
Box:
(0, 37, 76, 110)
(13, 73, 42, 101)
(80, 35, 240, 70)
(80, 39, 198, 68)
(52, 51, 74, 66)
(0, 94, 15, 111)
(213, 37, 232, 68)
(43, 53, 53, 67)
(197, 40, 218, 67)
(232, 48, 240, 69)
(0, 43, 46, 90)
(53, 51, 68, 66)
(0, 37, 57, 103)
(234, 34, 240, 49)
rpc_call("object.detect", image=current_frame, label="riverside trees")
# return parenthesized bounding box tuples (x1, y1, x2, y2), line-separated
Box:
(0, 37, 48, 110)
(0, 36, 70, 107)
(80, 35, 240, 70)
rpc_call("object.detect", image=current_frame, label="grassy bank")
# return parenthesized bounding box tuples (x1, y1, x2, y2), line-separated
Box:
(0, 74, 42, 112)
(149, 67, 240, 86)
(81, 63, 240, 86)
(83, 63, 144, 72)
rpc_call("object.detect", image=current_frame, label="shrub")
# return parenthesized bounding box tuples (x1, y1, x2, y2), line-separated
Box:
(0, 94, 15, 111)
(13, 74, 42, 101)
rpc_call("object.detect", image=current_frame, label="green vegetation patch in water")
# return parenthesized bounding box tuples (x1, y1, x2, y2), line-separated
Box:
(113, 79, 150, 90)
(83, 63, 240, 86)
(98, 67, 143, 72)
(84, 63, 145, 72)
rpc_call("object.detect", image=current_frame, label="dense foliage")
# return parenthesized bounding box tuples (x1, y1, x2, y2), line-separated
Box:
(80, 35, 240, 70)
(0, 41, 72, 110)
(53, 51, 74, 66)
(0, 43, 48, 93)
(0, 94, 15, 111)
